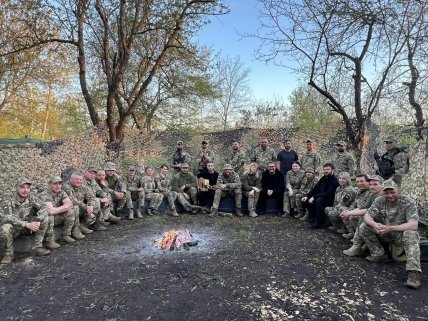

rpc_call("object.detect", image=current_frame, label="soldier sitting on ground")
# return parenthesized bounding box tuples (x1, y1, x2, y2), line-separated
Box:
(283, 161, 305, 218)
(155, 164, 180, 217)
(209, 164, 242, 218)
(38, 176, 84, 246)
(95, 169, 121, 224)
(104, 162, 133, 218)
(141, 166, 163, 216)
(125, 166, 144, 219)
(171, 163, 198, 208)
(295, 168, 319, 220)
(360, 179, 422, 289)
(0, 178, 50, 265)
(241, 162, 261, 218)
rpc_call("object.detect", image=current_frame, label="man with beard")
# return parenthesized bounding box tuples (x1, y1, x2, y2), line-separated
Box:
(276, 138, 299, 179)
(209, 164, 242, 217)
(155, 164, 180, 217)
(195, 140, 215, 174)
(197, 162, 219, 208)
(251, 137, 277, 175)
(104, 162, 132, 218)
(83, 166, 109, 229)
(0, 178, 50, 264)
(172, 163, 198, 207)
(360, 179, 421, 289)
(125, 166, 144, 219)
(225, 140, 245, 177)
(259, 161, 285, 215)
(95, 169, 121, 224)
(301, 163, 339, 229)
(331, 141, 356, 176)
(172, 141, 191, 173)
(300, 139, 321, 176)
(296, 168, 319, 220)
(141, 167, 163, 216)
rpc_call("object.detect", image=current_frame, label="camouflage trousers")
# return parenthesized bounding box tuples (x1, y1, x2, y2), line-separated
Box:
(183, 187, 198, 205)
(360, 223, 421, 272)
(244, 191, 260, 212)
(46, 209, 77, 240)
(126, 191, 145, 209)
(162, 191, 178, 210)
(283, 189, 300, 214)
(342, 214, 360, 234)
(112, 193, 130, 211)
(0, 217, 49, 255)
(212, 189, 242, 210)
(146, 192, 163, 210)
(76, 205, 98, 226)
(325, 205, 348, 227)
(176, 193, 194, 212)
(294, 193, 306, 215)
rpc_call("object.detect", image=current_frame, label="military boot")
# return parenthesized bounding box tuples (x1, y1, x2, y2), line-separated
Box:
(100, 220, 110, 227)
(406, 271, 421, 289)
(299, 212, 309, 221)
(366, 254, 388, 263)
(147, 208, 154, 216)
(236, 208, 243, 217)
(343, 245, 363, 257)
(32, 247, 51, 256)
(209, 208, 218, 218)
(79, 225, 93, 234)
(294, 212, 304, 219)
(1, 254, 13, 265)
(63, 235, 76, 243)
(249, 210, 258, 218)
(71, 228, 85, 240)
(128, 210, 135, 220)
(45, 239, 61, 250)
(328, 225, 339, 231)
(170, 209, 179, 217)
(92, 222, 107, 231)
(136, 208, 143, 218)
(342, 232, 354, 239)
(336, 227, 348, 234)
(108, 214, 121, 223)
(281, 211, 290, 218)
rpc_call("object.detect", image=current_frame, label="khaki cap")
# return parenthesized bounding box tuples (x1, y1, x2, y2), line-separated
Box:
(367, 174, 384, 184)
(128, 165, 136, 171)
(223, 163, 234, 170)
(104, 162, 116, 171)
(384, 136, 397, 143)
(382, 179, 398, 190)
(305, 139, 313, 143)
(86, 166, 98, 173)
(49, 176, 63, 184)
(16, 177, 31, 186)
(336, 141, 346, 146)
(177, 140, 183, 145)
(304, 167, 315, 173)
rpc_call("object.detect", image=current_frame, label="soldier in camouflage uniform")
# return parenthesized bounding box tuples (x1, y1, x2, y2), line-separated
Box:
(339, 174, 374, 239)
(171, 163, 198, 208)
(360, 179, 421, 289)
(331, 141, 356, 176)
(209, 164, 242, 217)
(195, 140, 215, 174)
(62, 172, 98, 234)
(300, 139, 321, 176)
(0, 178, 50, 264)
(105, 162, 132, 218)
(155, 164, 180, 217)
(283, 161, 305, 218)
(125, 166, 144, 219)
(38, 176, 84, 246)
(296, 168, 319, 220)
(225, 140, 245, 176)
(251, 137, 277, 174)
(95, 169, 121, 224)
(172, 141, 191, 173)
(343, 175, 384, 257)
(325, 172, 356, 230)
(141, 167, 163, 216)
(241, 163, 261, 218)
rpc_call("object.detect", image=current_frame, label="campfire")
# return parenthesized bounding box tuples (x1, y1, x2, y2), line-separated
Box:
(156, 229, 198, 251)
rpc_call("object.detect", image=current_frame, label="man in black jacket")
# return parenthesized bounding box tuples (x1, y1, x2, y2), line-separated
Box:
(301, 163, 339, 229)
(259, 161, 285, 214)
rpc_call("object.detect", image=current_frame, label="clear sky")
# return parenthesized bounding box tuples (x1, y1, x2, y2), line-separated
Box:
(196, 0, 298, 102)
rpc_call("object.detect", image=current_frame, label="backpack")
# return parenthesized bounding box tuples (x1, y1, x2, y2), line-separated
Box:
(374, 148, 409, 179)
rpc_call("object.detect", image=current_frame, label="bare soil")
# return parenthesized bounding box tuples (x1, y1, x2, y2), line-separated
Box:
(0, 214, 427, 321)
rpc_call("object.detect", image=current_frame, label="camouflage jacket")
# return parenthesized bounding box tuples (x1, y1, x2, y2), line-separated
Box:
(172, 150, 191, 167)
(96, 179, 112, 202)
(368, 195, 418, 225)
(251, 146, 277, 172)
(300, 151, 321, 174)
(84, 178, 107, 198)
(352, 188, 373, 210)
(332, 152, 355, 176)
(155, 173, 172, 193)
(171, 172, 197, 192)
(126, 175, 143, 193)
(299, 176, 319, 195)
(37, 189, 69, 207)
(62, 182, 95, 210)
(105, 173, 127, 194)
(241, 173, 261, 192)
(385, 148, 409, 178)
(216, 171, 241, 190)
(285, 170, 305, 191)
(333, 185, 356, 208)
(141, 176, 157, 193)
(225, 150, 245, 175)
(0, 193, 49, 226)
(197, 148, 215, 162)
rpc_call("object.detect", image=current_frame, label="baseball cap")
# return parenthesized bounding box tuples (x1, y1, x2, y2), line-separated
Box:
(384, 136, 397, 143)
(367, 174, 384, 184)
(49, 176, 63, 184)
(16, 177, 31, 186)
(128, 165, 136, 171)
(304, 168, 315, 173)
(104, 162, 116, 171)
(336, 140, 346, 146)
(382, 179, 398, 190)
(86, 166, 98, 173)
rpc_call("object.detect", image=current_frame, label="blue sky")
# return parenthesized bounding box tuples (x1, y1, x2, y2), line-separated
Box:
(196, 0, 298, 102)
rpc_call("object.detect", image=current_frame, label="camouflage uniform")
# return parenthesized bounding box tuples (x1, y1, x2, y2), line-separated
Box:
(171, 171, 198, 205)
(341, 189, 374, 234)
(155, 173, 181, 212)
(141, 176, 163, 211)
(295, 175, 319, 215)
(83, 177, 108, 224)
(225, 149, 246, 176)
(283, 170, 305, 214)
(106, 173, 129, 211)
(212, 171, 242, 211)
(360, 195, 421, 272)
(172, 150, 191, 172)
(251, 146, 276, 174)
(0, 194, 49, 255)
(325, 185, 356, 227)
(37, 189, 77, 240)
(241, 172, 261, 214)
(62, 182, 97, 227)
(332, 152, 356, 176)
(384, 148, 408, 187)
(300, 152, 321, 175)
(126, 175, 145, 210)
(96, 179, 114, 221)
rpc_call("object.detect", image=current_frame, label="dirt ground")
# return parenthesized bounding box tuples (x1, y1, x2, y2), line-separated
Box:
(0, 214, 427, 321)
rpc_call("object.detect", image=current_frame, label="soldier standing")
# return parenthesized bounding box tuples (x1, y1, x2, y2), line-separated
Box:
(300, 139, 321, 175)
(225, 140, 245, 176)
(196, 140, 215, 174)
(331, 141, 356, 176)
(251, 137, 277, 174)
(172, 141, 191, 173)
(125, 166, 144, 219)
(283, 161, 305, 218)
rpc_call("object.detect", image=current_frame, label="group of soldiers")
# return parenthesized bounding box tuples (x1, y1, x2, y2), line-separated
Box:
(0, 135, 420, 289)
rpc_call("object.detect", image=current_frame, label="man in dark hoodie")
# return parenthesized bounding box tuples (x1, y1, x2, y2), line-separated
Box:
(259, 161, 285, 214)
(301, 163, 339, 229)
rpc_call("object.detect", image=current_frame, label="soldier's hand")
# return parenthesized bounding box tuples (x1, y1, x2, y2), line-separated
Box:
(373, 164, 379, 171)
(180, 185, 186, 191)
(219, 184, 226, 190)
(87, 206, 94, 214)
(377, 224, 390, 235)
(267, 190, 273, 196)
(308, 197, 314, 204)
(253, 187, 260, 193)
(114, 191, 124, 199)
(137, 187, 144, 192)
(183, 193, 190, 200)
(100, 198, 109, 205)
(249, 190, 254, 196)
(26, 222, 40, 232)
(340, 211, 349, 219)
(301, 196, 308, 202)
(288, 188, 294, 196)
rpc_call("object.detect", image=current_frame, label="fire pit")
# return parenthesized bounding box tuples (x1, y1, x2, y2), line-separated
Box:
(156, 229, 199, 251)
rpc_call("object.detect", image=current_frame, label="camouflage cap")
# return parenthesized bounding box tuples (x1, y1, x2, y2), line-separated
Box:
(201, 140, 208, 145)
(223, 163, 234, 170)
(367, 174, 384, 184)
(86, 166, 98, 173)
(384, 135, 397, 143)
(128, 165, 136, 171)
(49, 176, 63, 184)
(304, 167, 315, 173)
(177, 140, 183, 145)
(305, 139, 313, 143)
(104, 162, 116, 171)
(336, 140, 346, 146)
(16, 177, 31, 186)
(382, 179, 398, 190)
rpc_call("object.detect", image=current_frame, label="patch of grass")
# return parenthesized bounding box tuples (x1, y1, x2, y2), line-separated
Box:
(227, 229, 253, 242)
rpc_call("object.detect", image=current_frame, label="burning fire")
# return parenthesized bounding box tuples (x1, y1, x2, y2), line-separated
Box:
(156, 229, 198, 250)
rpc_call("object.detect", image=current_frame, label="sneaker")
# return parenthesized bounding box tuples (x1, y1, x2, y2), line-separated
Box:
(170, 209, 179, 217)
(342, 232, 354, 239)
(343, 245, 363, 257)
(151, 209, 160, 215)
(32, 247, 51, 256)
(128, 211, 134, 220)
(366, 254, 388, 263)
(300, 213, 309, 221)
(1, 254, 13, 265)
(45, 240, 61, 250)
(63, 235, 76, 243)
(79, 225, 93, 234)
(406, 271, 421, 289)
(147, 208, 154, 216)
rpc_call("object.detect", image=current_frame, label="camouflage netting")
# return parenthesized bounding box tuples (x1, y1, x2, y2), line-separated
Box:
(0, 123, 426, 221)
